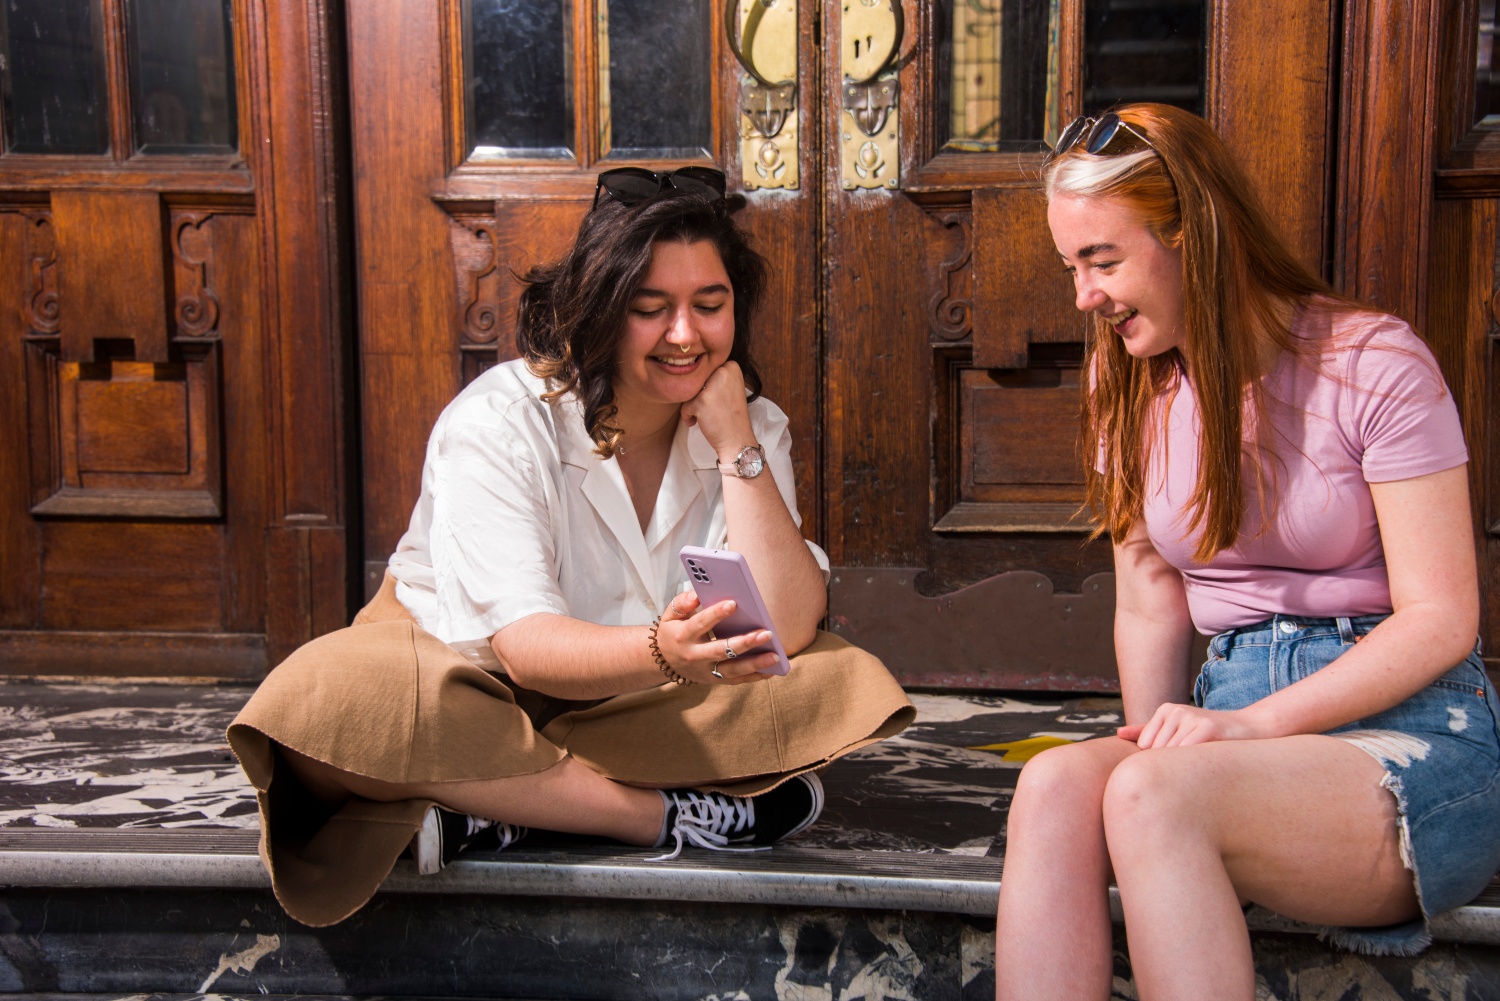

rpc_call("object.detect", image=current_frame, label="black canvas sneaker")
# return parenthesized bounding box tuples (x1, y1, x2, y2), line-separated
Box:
(410, 806, 526, 875)
(651, 772, 824, 861)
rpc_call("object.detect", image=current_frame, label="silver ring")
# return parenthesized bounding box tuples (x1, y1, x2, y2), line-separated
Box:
(711, 665, 724, 679)
(724, 641, 737, 660)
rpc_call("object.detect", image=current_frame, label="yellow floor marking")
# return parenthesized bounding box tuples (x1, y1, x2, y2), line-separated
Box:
(967, 735, 1081, 762)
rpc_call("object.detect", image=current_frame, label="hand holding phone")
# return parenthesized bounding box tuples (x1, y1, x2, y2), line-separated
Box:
(679, 546, 792, 676)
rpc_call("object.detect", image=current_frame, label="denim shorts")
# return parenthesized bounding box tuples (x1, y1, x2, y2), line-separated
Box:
(1194, 613, 1500, 955)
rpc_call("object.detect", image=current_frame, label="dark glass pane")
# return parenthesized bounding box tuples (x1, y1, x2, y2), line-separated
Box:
(0, 0, 109, 155)
(937, 0, 1053, 152)
(603, 0, 712, 158)
(465, 0, 572, 158)
(1084, 0, 1206, 117)
(1477, 1, 1499, 124)
(128, 0, 237, 155)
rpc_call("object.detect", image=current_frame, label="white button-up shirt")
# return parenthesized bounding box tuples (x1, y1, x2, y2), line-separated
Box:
(388, 359, 828, 669)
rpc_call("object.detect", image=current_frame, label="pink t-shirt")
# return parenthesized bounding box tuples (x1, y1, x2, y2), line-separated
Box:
(1140, 308, 1468, 635)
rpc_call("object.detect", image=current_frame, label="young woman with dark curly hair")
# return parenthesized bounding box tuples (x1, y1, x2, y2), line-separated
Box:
(230, 171, 913, 927)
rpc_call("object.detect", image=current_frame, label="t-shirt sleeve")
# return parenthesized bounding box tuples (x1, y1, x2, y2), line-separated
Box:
(427, 417, 570, 652)
(1346, 321, 1469, 482)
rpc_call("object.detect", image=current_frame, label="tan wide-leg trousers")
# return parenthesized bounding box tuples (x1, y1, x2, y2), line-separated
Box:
(228, 576, 915, 926)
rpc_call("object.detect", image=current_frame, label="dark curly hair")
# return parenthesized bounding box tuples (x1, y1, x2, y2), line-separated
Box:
(515, 192, 768, 457)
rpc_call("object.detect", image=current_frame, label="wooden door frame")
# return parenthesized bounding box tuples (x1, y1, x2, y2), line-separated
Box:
(254, 0, 359, 669)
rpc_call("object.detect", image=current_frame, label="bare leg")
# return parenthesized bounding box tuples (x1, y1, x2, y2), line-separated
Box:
(1103, 736, 1416, 1001)
(995, 736, 1139, 1001)
(281, 745, 667, 846)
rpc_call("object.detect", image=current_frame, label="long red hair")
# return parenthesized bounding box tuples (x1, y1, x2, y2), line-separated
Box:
(1046, 104, 1352, 562)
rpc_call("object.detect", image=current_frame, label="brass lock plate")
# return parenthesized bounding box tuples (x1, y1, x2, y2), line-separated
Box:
(841, 81, 899, 191)
(736, 0, 798, 190)
(840, 0, 901, 191)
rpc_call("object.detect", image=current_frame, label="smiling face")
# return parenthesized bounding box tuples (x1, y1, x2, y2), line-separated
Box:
(612, 238, 735, 421)
(1047, 193, 1186, 359)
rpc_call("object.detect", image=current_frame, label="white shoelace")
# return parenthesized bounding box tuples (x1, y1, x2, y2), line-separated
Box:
(451, 814, 525, 853)
(648, 790, 772, 862)
(464, 816, 526, 850)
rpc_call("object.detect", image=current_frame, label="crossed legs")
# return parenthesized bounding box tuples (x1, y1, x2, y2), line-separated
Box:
(280, 744, 668, 846)
(995, 735, 1416, 1001)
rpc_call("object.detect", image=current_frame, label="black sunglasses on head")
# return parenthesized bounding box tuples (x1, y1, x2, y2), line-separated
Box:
(1044, 112, 1155, 166)
(592, 166, 728, 209)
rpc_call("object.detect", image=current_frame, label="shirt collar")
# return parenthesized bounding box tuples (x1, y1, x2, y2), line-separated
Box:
(556, 395, 720, 589)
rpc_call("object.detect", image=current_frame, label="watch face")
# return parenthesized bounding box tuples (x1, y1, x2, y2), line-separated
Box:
(736, 447, 766, 477)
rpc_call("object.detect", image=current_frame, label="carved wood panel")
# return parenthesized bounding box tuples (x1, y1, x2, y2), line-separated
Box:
(971, 188, 1082, 370)
(54, 191, 172, 365)
(0, 0, 353, 678)
(24, 198, 228, 520)
(443, 199, 585, 384)
(21, 211, 59, 336)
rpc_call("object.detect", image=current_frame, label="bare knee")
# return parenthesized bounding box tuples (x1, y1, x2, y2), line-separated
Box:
(1010, 740, 1126, 835)
(1101, 750, 1205, 848)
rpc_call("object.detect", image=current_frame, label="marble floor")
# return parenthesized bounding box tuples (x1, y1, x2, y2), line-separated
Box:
(0, 679, 1123, 853)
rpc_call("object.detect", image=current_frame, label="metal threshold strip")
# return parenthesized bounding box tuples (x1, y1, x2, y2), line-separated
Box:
(3, 829, 1498, 946)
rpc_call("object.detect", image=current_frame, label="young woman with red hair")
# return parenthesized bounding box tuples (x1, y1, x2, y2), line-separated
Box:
(995, 104, 1500, 999)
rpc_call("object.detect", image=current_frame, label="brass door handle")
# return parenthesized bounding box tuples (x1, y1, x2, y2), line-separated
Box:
(728, 0, 799, 190)
(725, 0, 790, 89)
(726, 0, 798, 142)
(842, 0, 905, 87)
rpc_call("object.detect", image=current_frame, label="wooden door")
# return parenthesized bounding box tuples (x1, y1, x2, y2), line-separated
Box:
(347, 0, 821, 601)
(0, 0, 353, 677)
(1428, 0, 1500, 676)
(821, 0, 1343, 688)
(348, 1, 1344, 690)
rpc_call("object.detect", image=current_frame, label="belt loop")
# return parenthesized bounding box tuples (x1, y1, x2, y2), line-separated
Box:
(1337, 616, 1355, 645)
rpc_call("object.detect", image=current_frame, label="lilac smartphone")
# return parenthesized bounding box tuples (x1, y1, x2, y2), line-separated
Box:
(679, 546, 792, 675)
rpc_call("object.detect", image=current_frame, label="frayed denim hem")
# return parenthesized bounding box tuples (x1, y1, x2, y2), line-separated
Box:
(1305, 748, 1434, 956)
(1317, 919, 1431, 957)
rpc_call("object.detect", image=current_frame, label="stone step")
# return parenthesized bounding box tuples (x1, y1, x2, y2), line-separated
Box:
(3, 829, 1500, 1000)
(5, 681, 1500, 999)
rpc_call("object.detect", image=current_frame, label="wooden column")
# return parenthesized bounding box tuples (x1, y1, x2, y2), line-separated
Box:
(249, 0, 356, 666)
(1334, 0, 1443, 319)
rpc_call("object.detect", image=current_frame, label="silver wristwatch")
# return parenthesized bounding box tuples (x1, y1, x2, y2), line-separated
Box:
(717, 444, 766, 479)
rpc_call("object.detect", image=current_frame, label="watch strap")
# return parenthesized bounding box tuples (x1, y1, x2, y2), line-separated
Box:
(717, 443, 765, 477)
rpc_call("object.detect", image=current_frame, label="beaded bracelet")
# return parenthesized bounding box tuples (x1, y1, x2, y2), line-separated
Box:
(648, 616, 694, 686)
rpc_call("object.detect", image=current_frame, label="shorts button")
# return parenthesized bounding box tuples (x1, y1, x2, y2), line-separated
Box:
(1278, 620, 1298, 634)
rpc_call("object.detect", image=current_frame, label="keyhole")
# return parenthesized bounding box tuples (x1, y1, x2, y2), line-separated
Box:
(853, 35, 874, 59)
(854, 38, 860, 58)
